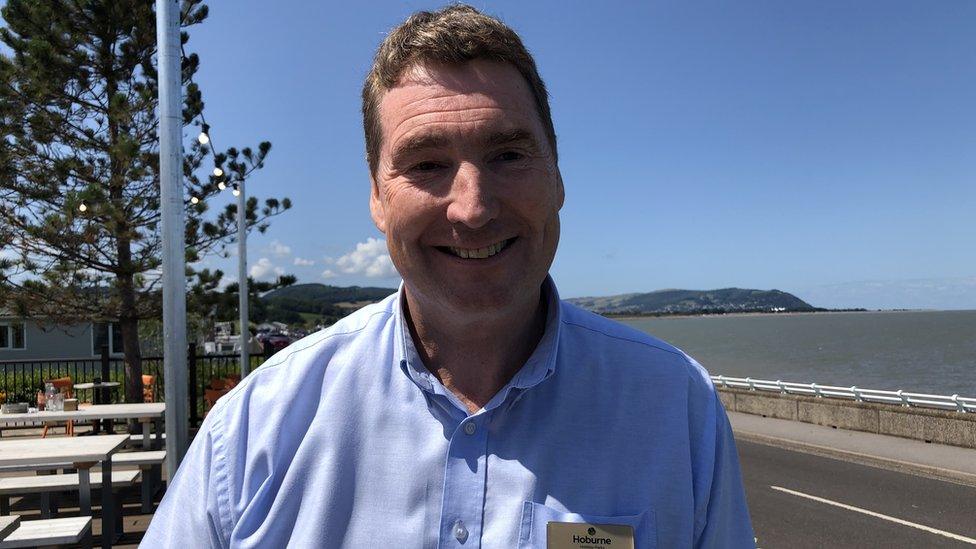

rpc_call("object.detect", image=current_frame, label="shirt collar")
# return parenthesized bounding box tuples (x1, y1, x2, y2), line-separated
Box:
(395, 276, 562, 411)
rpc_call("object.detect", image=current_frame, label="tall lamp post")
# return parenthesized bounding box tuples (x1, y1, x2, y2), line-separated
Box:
(234, 182, 249, 377)
(156, 0, 189, 478)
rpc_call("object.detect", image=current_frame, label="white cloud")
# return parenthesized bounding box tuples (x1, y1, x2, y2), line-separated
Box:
(268, 240, 291, 258)
(795, 276, 976, 310)
(334, 238, 399, 279)
(249, 257, 285, 281)
(218, 275, 237, 291)
(321, 269, 337, 279)
(293, 257, 315, 266)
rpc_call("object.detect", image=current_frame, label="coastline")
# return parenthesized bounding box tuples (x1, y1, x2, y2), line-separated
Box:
(608, 309, 968, 321)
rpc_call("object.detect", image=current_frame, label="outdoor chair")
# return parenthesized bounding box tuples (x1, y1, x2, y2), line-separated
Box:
(204, 377, 234, 412)
(142, 374, 156, 403)
(40, 377, 75, 438)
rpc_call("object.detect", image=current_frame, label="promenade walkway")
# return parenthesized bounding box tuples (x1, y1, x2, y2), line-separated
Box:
(730, 411, 976, 487)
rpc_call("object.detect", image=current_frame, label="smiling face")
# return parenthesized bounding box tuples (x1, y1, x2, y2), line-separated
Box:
(370, 59, 564, 317)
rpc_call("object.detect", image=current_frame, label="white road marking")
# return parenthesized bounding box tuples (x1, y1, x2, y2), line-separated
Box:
(770, 485, 976, 545)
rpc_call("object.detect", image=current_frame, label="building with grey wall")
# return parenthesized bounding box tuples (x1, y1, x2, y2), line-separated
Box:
(0, 316, 123, 361)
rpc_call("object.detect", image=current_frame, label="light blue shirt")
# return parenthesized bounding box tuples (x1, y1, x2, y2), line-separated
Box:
(143, 279, 753, 548)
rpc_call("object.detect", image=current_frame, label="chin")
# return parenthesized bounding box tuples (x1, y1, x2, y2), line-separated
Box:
(410, 277, 521, 313)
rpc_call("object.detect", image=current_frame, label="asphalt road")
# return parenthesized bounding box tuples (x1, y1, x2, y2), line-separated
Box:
(738, 440, 976, 548)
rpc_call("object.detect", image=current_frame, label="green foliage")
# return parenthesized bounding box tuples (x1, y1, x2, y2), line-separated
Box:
(258, 283, 396, 327)
(186, 270, 297, 339)
(262, 283, 396, 313)
(0, 1, 291, 364)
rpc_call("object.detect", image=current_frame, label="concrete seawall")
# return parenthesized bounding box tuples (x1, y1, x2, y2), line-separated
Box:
(717, 387, 976, 450)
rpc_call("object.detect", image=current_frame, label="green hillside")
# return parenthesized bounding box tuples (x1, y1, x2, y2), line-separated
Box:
(261, 283, 397, 323)
(567, 288, 817, 315)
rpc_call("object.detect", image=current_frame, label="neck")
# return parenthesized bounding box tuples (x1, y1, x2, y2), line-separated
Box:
(403, 284, 548, 414)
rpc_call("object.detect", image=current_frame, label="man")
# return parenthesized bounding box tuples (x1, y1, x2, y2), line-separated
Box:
(144, 5, 754, 548)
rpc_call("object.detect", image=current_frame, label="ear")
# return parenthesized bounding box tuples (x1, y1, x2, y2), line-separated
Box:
(555, 168, 565, 210)
(369, 175, 387, 234)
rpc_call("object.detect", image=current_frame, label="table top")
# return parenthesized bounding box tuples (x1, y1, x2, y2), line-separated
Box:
(0, 402, 165, 425)
(0, 515, 20, 541)
(74, 382, 121, 390)
(0, 434, 128, 467)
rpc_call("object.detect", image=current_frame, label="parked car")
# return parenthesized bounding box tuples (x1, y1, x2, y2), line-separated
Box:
(259, 333, 292, 353)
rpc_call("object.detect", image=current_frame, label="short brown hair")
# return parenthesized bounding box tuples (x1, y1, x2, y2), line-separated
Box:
(362, 4, 557, 175)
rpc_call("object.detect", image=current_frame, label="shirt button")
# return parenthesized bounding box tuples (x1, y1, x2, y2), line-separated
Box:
(463, 422, 476, 435)
(453, 519, 469, 543)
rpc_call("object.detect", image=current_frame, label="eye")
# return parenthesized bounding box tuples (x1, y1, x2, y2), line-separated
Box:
(494, 151, 525, 162)
(409, 161, 445, 173)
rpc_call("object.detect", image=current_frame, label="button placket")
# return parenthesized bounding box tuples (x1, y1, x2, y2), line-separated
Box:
(438, 416, 489, 547)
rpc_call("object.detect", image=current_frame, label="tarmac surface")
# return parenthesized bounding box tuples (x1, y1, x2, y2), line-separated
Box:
(733, 412, 976, 548)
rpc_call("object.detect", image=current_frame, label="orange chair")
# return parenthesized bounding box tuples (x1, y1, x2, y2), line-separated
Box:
(204, 378, 233, 411)
(142, 374, 156, 403)
(41, 377, 75, 437)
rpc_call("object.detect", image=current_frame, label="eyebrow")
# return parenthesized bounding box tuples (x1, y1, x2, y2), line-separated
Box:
(390, 127, 542, 165)
(484, 128, 540, 151)
(391, 133, 452, 162)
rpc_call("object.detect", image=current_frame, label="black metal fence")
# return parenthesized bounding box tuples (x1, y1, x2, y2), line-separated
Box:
(0, 343, 272, 427)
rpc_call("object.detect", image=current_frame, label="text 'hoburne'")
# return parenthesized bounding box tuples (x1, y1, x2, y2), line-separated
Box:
(572, 534, 612, 544)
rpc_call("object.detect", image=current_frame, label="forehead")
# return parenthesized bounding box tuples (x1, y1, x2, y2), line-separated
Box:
(377, 59, 542, 148)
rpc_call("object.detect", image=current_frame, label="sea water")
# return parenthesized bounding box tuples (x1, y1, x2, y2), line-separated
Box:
(620, 310, 976, 397)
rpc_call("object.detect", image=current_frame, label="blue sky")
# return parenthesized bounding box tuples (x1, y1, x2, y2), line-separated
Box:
(188, 1, 976, 309)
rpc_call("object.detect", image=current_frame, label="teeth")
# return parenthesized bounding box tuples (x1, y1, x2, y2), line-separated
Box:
(448, 239, 509, 259)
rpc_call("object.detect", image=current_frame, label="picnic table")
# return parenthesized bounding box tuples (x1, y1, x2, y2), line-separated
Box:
(0, 403, 165, 449)
(0, 516, 18, 540)
(72, 383, 123, 432)
(0, 434, 127, 548)
(74, 381, 121, 403)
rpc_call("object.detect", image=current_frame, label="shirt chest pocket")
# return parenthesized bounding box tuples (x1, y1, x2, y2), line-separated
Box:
(517, 501, 656, 549)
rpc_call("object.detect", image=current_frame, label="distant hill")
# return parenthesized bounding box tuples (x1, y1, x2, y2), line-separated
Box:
(262, 283, 396, 319)
(567, 288, 817, 315)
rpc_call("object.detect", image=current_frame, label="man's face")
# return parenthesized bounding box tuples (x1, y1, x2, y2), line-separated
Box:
(370, 59, 563, 315)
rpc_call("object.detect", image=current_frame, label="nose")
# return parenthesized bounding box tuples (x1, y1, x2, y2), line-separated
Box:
(445, 162, 498, 229)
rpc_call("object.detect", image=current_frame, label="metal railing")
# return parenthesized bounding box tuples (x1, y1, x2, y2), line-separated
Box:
(712, 375, 976, 413)
(0, 343, 270, 427)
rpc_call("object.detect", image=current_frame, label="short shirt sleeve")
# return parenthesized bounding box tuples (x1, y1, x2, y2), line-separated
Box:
(683, 354, 755, 548)
(140, 409, 231, 548)
(695, 392, 755, 548)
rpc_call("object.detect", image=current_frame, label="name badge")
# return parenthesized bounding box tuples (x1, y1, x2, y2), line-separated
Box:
(547, 522, 635, 549)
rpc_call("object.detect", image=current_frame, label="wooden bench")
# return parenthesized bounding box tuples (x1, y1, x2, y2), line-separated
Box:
(0, 470, 140, 523)
(0, 449, 166, 515)
(0, 516, 92, 549)
(0, 516, 17, 541)
(111, 451, 166, 513)
(0, 421, 46, 439)
(0, 471, 140, 497)
(0, 449, 165, 472)
(0, 464, 68, 474)
(111, 450, 165, 467)
(125, 432, 165, 449)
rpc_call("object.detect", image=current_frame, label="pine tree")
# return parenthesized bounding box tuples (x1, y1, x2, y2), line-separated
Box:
(0, 0, 291, 402)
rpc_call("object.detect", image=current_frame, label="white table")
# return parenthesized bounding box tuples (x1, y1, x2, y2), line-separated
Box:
(72, 383, 122, 431)
(0, 434, 127, 548)
(0, 516, 19, 541)
(0, 403, 165, 449)
(72, 382, 121, 390)
(74, 382, 121, 407)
